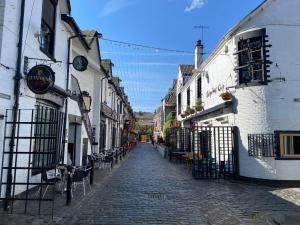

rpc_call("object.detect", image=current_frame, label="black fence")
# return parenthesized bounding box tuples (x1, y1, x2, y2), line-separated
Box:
(248, 134, 276, 157)
(165, 126, 238, 179)
(192, 126, 237, 179)
(0, 107, 65, 215)
(165, 128, 192, 152)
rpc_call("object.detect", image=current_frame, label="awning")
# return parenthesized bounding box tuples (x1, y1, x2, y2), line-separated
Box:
(182, 100, 234, 122)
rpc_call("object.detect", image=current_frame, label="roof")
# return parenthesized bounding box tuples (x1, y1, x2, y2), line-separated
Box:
(179, 65, 194, 75)
(82, 30, 103, 47)
(101, 59, 113, 75)
(61, 14, 90, 50)
(164, 79, 177, 105)
(67, 0, 71, 13)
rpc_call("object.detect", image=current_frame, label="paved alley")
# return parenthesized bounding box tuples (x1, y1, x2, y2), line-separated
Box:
(1, 143, 300, 225)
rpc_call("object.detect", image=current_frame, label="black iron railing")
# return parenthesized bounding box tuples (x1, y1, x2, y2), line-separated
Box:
(165, 127, 192, 152)
(248, 134, 276, 157)
(101, 103, 118, 121)
(0, 107, 64, 214)
(192, 126, 236, 179)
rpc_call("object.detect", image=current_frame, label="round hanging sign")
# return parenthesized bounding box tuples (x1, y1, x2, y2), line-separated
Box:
(73, 55, 88, 72)
(26, 65, 55, 94)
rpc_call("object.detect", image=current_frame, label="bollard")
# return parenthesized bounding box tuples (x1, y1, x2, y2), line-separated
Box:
(66, 166, 72, 205)
(90, 161, 94, 185)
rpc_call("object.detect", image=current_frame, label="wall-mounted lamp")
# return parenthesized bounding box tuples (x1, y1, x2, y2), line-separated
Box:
(82, 91, 92, 112)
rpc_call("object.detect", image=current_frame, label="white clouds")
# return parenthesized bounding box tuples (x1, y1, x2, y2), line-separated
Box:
(99, 0, 135, 17)
(185, 0, 206, 12)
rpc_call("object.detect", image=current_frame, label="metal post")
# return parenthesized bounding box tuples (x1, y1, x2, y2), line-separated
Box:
(66, 166, 72, 205)
(232, 126, 240, 178)
(90, 160, 94, 185)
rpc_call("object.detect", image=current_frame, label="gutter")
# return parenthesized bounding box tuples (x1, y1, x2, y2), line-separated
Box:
(4, 0, 26, 211)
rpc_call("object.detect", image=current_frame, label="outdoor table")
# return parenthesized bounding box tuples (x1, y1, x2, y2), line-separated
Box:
(171, 151, 189, 163)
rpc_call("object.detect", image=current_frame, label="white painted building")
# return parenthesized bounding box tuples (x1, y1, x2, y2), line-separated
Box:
(0, 0, 134, 204)
(0, 0, 75, 198)
(177, 0, 300, 181)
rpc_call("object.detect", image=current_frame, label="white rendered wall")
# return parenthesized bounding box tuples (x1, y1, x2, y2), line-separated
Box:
(178, 0, 300, 180)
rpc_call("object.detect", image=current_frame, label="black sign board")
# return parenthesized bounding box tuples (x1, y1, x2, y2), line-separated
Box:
(26, 65, 55, 94)
(73, 55, 88, 72)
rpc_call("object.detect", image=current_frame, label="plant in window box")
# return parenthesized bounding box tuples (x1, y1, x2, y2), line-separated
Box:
(194, 98, 204, 112)
(189, 108, 196, 115)
(220, 91, 232, 101)
(181, 113, 186, 118)
(185, 107, 194, 116)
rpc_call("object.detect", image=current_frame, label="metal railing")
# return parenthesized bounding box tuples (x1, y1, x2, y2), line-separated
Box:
(248, 134, 276, 157)
(101, 103, 118, 121)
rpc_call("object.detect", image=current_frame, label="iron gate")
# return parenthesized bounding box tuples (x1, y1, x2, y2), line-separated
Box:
(165, 127, 192, 152)
(0, 106, 65, 215)
(192, 126, 238, 179)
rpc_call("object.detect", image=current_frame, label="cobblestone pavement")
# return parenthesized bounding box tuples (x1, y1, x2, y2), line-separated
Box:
(1, 143, 300, 225)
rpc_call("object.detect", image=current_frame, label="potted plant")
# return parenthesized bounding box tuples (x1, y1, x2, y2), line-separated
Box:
(220, 91, 232, 101)
(189, 108, 196, 114)
(194, 98, 204, 112)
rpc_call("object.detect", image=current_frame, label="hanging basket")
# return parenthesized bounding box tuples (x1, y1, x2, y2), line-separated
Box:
(220, 92, 232, 101)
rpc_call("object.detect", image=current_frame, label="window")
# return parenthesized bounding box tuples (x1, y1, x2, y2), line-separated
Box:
(100, 120, 106, 151)
(33, 101, 60, 174)
(178, 93, 181, 115)
(197, 77, 201, 99)
(120, 103, 123, 114)
(40, 0, 57, 57)
(279, 132, 300, 158)
(187, 88, 190, 108)
(236, 29, 268, 85)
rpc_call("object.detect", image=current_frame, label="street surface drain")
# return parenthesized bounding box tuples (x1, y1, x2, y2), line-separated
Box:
(146, 192, 167, 200)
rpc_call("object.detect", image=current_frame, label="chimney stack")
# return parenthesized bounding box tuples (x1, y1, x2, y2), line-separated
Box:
(195, 40, 204, 70)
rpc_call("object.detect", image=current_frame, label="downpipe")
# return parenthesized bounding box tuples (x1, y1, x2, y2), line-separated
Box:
(4, 0, 26, 211)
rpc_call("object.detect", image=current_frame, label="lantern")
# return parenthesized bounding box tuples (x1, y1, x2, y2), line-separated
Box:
(82, 91, 92, 112)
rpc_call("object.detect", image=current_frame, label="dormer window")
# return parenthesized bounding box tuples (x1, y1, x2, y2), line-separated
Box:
(40, 0, 57, 57)
(235, 28, 270, 85)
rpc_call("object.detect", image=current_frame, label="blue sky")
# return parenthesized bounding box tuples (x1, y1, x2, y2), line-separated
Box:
(71, 0, 264, 112)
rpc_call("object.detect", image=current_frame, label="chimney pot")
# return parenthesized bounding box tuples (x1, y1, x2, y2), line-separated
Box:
(195, 40, 204, 70)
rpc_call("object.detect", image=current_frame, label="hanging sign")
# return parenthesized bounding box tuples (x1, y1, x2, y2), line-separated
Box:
(26, 65, 55, 94)
(73, 55, 88, 72)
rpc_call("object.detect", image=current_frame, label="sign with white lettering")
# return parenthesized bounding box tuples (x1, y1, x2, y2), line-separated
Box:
(206, 84, 225, 98)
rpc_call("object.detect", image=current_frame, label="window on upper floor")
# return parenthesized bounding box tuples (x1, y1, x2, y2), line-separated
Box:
(197, 77, 201, 99)
(178, 93, 181, 115)
(40, 0, 57, 58)
(120, 103, 123, 114)
(187, 88, 190, 108)
(236, 28, 270, 85)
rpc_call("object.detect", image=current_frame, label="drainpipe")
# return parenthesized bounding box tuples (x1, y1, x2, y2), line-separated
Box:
(4, 0, 26, 211)
(99, 73, 107, 152)
(64, 34, 79, 206)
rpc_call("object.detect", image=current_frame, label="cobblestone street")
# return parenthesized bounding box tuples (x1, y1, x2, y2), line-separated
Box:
(1, 143, 300, 225)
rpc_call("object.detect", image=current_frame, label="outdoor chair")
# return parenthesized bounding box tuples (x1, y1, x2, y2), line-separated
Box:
(103, 153, 113, 170)
(35, 168, 61, 199)
(71, 166, 92, 196)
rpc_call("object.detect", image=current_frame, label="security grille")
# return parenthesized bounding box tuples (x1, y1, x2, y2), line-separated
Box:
(0, 107, 64, 215)
(248, 134, 276, 157)
(192, 126, 238, 179)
